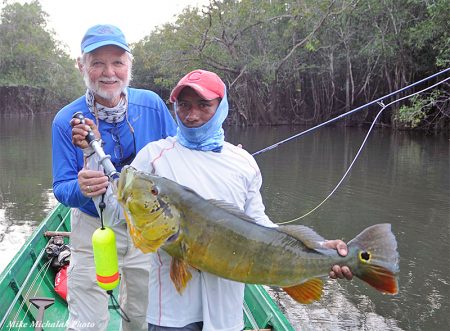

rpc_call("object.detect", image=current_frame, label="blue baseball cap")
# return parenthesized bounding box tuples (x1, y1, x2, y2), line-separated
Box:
(81, 24, 130, 53)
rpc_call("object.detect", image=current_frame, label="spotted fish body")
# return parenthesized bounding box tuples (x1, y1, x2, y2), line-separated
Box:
(117, 166, 399, 303)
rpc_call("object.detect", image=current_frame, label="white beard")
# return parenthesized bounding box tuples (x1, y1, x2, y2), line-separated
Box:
(82, 62, 132, 103)
(83, 75, 129, 101)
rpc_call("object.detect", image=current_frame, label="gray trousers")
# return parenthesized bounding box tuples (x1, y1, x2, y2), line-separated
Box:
(67, 209, 151, 331)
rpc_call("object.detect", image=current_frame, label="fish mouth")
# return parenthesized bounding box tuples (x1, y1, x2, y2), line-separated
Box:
(116, 165, 134, 203)
(118, 165, 182, 251)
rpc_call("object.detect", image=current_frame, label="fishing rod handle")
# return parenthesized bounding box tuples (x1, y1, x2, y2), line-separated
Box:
(72, 112, 119, 179)
(90, 140, 119, 178)
(72, 112, 96, 144)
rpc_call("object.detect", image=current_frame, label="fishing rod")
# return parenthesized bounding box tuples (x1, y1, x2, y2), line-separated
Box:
(275, 73, 450, 224)
(72, 112, 119, 179)
(252, 67, 450, 156)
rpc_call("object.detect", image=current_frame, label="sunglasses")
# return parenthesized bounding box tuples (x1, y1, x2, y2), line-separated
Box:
(110, 125, 136, 168)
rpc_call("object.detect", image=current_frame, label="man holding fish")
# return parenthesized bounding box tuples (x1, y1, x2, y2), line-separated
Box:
(69, 70, 379, 331)
(53, 24, 177, 331)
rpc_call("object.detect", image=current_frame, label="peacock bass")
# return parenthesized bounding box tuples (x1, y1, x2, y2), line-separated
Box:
(116, 165, 399, 304)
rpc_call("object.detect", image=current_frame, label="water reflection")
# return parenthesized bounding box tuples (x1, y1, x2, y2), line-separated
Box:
(227, 126, 449, 331)
(0, 120, 448, 330)
(269, 283, 403, 331)
(0, 115, 58, 270)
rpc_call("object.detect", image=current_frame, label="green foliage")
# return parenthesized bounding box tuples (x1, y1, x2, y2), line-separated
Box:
(3, 0, 445, 128)
(396, 90, 449, 131)
(124, 0, 450, 129)
(397, 95, 427, 128)
(0, 0, 84, 101)
(406, 0, 450, 68)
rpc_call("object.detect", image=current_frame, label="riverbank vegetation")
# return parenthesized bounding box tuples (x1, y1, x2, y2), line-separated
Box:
(1, 0, 448, 131)
(132, 0, 449, 131)
(0, 1, 84, 112)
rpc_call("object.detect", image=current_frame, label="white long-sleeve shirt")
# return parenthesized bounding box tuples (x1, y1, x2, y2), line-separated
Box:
(89, 136, 275, 331)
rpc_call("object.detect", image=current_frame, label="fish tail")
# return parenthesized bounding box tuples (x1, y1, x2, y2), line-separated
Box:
(348, 223, 399, 294)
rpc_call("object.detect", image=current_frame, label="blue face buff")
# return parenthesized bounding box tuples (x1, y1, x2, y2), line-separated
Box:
(175, 88, 228, 152)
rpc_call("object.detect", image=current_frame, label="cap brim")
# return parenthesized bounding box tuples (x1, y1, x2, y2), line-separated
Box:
(83, 40, 130, 53)
(170, 83, 220, 103)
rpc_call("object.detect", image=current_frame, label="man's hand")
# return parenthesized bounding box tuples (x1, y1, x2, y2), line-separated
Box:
(323, 239, 353, 280)
(78, 169, 108, 197)
(71, 117, 101, 149)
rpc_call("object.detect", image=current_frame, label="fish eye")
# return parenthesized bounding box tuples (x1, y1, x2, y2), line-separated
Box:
(360, 251, 371, 262)
(151, 186, 159, 196)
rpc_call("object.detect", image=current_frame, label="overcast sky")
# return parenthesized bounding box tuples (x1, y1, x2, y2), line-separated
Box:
(9, 0, 210, 58)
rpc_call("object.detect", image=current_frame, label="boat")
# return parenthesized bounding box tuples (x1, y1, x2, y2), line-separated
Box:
(0, 203, 295, 330)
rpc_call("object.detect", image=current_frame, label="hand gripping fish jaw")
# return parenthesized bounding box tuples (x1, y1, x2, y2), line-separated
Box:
(72, 112, 119, 180)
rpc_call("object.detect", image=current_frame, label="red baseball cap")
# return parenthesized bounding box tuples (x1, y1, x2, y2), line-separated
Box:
(170, 70, 225, 103)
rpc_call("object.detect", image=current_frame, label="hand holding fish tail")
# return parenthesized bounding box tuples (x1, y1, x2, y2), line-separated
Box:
(322, 239, 353, 280)
(329, 264, 353, 280)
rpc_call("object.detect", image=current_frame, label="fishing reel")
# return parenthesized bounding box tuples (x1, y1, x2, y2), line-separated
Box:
(46, 235, 71, 269)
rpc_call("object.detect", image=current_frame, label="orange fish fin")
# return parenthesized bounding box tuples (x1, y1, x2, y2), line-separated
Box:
(170, 257, 192, 294)
(357, 264, 398, 294)
(282, 278, 324, 304)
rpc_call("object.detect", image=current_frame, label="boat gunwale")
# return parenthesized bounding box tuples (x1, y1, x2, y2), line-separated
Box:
(0, 203, 295, 331)
(0, 204, 71, 329)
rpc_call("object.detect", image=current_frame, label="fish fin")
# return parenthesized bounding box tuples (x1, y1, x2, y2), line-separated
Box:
(207, 199, 258, 223)
(124, 212, 157, 253)
(349, 223, 399, 294)
(170, 257, 192, 294)
(356, 264, 398, 294)
(282, 278, 324, 304)
(277, 225, 327, 250)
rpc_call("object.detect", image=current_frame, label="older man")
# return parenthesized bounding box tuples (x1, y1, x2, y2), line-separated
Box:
(51, 24, 176, 330)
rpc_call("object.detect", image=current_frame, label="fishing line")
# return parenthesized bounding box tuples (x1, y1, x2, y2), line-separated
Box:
(9, 259, 52, 330)
(108, 290, 131, 322)
(251, 67, 450, 157)
(276, 75, 450, 225)
(243, 301, 260, 330)
(2, 213, 71, 329)
(8, 257, 51, 329)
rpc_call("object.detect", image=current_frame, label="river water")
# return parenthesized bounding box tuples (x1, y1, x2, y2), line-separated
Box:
(0, 115, 449, 330)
